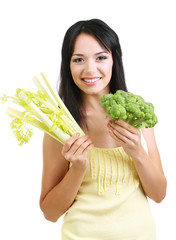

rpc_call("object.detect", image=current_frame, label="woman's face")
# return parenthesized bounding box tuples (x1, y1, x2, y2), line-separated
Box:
(70, 33, 113, 96)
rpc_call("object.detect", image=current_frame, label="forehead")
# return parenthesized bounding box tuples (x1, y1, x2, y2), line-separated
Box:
(72, 33, 106, 54)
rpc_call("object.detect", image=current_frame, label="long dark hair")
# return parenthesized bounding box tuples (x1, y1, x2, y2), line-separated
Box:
(58, 19, 127, 128)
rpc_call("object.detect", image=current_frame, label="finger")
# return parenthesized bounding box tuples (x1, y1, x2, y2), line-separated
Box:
(83, 143, 94, 155)
(108, 121, 133, 140)
(108, 128, 124, 145)
(113, 128, 132, 144)
(75, 138, 93, 155)
(115, 121, 141, 144)
(108, 124, 132, 144)
(62, 133, 80, 153)
(115, 120, 139, 134)
(109, 122, 141, 148)
(64, 135, 89, 156)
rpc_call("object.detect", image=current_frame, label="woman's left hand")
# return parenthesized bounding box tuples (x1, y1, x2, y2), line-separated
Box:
(107, 120, 144, 159)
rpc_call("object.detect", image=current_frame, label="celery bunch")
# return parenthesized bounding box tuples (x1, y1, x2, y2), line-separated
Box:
(1, 73, 84, 145)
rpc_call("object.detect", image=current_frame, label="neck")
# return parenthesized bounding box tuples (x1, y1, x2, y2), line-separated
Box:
(81, 92, 107, 116)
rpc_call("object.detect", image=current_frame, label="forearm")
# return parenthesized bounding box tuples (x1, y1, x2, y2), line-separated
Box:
(40, 165, 87, 222)
(133, 149, 167, 203)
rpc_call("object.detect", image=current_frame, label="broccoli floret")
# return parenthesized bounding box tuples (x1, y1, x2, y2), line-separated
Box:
(101, 90, 158, 129)
(101, 93, 113, 108)
(107, 104, 127, 121)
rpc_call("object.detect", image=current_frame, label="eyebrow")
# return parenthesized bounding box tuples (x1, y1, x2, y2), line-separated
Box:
(72, 51, 109, 57)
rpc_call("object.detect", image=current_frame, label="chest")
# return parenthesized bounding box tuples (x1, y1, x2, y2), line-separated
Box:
(82, 112, 120, 149)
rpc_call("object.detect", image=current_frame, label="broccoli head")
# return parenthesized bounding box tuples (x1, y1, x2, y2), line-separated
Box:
(101, 90, 158, 129)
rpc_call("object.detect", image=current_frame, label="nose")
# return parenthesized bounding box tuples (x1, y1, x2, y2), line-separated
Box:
(84, 59, 97, 75)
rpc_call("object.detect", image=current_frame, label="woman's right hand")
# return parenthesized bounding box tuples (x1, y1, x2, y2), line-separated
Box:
(61, 133, 94, 170)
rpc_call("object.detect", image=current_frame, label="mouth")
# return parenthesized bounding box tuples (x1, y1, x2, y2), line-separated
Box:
(81, 77, 101, 85)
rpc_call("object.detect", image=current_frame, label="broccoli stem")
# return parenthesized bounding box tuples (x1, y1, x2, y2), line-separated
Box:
(127, 118, 146, 129)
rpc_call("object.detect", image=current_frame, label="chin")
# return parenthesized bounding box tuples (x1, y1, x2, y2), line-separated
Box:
(79, 84, 110, 96)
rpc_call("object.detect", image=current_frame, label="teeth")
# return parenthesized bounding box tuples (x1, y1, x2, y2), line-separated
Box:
(82, 78, 100, 83)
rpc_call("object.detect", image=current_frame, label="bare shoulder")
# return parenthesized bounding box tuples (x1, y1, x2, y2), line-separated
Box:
(40, 134, 69, 204)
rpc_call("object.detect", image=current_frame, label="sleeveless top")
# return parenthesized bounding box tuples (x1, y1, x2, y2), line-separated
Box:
(61, 146, 156, 240)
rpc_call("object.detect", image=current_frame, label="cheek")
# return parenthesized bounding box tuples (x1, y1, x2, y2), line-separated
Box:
(70, 65, 82, 79)
(70, 66, 84, 88)
(102, 63, 113, 78)
(70, 65, 78, 82)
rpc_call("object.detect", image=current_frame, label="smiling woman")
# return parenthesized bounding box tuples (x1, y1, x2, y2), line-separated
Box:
(39, 19, 167, 240)
(59, 19, 127, 128)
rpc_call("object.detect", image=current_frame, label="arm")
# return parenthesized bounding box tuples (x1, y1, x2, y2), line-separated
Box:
(40, 133, 93, 222)
(107, 120, 167, 203)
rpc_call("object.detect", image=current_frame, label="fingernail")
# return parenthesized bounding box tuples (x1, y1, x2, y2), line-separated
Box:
(75, 133, 80, 137)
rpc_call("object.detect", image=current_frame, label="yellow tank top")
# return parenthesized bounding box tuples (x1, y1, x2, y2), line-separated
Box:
(61, 147, 156, 240)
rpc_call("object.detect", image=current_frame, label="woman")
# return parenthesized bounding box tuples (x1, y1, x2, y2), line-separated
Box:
(40, 19, 167, 240)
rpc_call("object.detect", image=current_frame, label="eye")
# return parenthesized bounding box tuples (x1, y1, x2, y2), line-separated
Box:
(73, 58, 85, 63)
(96, 56, 107, 61)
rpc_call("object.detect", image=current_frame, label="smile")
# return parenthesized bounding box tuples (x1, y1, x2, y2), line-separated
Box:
(81, 77, 101, 83)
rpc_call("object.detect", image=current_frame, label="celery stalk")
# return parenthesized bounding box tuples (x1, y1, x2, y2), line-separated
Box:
(19, 91, 70, 143)
(1, 72, 85, 145)
(6, 107, 64, 143)
(32, 76, 58, 109)
(40, 72, 84, 136)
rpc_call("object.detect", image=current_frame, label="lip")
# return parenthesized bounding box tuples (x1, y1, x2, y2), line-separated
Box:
(81, 77, 101, 86)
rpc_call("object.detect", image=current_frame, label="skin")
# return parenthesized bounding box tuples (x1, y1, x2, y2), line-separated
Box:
(40, 33, 167, 222)
(70, 33, 113, 97)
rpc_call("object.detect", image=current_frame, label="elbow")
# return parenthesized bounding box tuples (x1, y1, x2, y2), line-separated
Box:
(150, 192, 166, 203)
(40, 201, 61, 223)
(43, 212, 59, 223)
(153, 179, 167, 204)
(154, 194, 166, 203)
(41, 208, 60, 223)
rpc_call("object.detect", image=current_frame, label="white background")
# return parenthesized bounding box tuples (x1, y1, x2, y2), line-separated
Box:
(0, 0, 175, 239)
